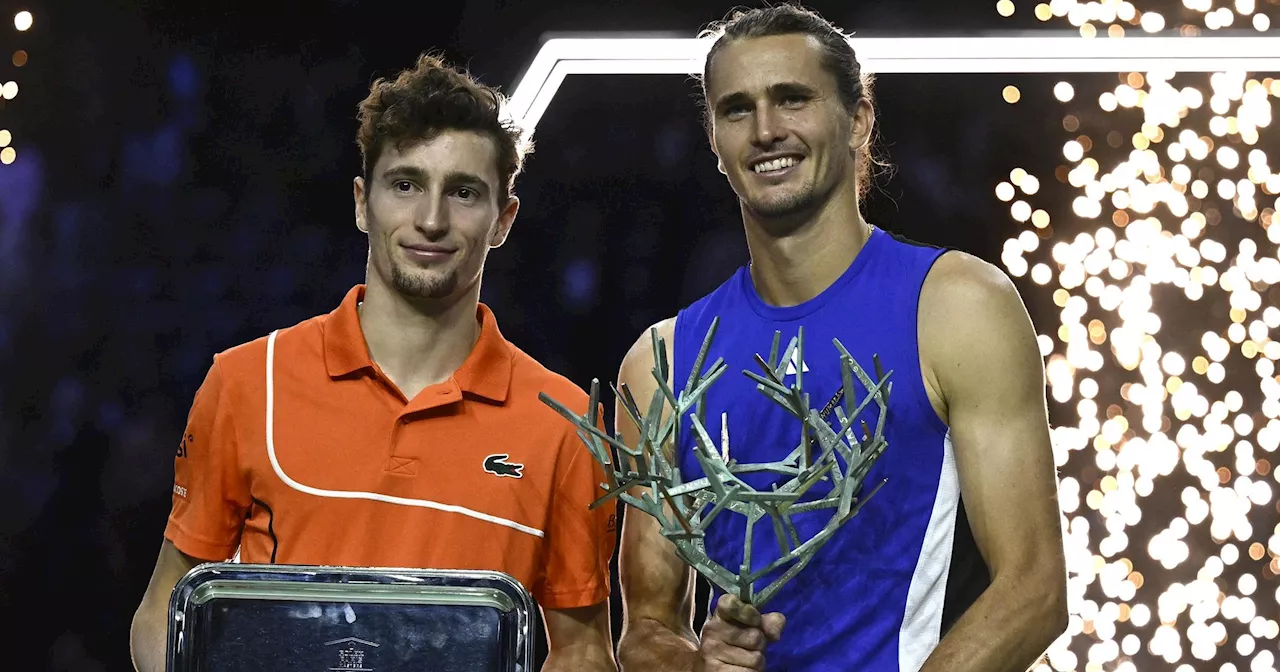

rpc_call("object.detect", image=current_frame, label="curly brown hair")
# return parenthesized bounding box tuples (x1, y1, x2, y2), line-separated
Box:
(356, 52, 532, 200)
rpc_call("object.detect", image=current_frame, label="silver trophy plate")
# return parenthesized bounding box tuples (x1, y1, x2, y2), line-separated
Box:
(167, 564, 534, 672)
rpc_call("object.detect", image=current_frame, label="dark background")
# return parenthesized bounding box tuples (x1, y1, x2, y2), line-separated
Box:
(1, 0, 1277, 669)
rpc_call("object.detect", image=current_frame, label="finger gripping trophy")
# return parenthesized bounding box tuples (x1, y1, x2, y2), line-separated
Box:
(539, 317, 893, 607)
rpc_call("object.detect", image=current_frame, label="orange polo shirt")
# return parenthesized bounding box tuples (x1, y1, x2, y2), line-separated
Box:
(165, 285, 616, 610)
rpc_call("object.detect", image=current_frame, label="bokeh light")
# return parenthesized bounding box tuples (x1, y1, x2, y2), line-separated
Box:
(1057, 81, 1077, 102)
(1003, 2, 1280, 670)
(5, 12, 30, 167)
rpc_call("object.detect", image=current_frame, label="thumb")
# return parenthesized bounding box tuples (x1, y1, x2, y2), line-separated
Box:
(715, 594, 762, 628)
(761, 612, 786, 642)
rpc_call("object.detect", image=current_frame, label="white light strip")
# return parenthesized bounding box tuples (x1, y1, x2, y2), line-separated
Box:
(518, 59, 704, 136)
(506, 34, 1280, 131)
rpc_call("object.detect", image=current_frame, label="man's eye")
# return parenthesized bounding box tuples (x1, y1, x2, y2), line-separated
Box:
(456, 187, 476, 200)
(394, 181, 414, 192)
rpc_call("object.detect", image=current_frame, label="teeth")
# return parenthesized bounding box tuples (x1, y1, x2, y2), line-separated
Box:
(753, 156, 799, 173)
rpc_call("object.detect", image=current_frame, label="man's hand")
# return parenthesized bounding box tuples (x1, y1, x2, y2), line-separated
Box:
(697, 595, 786, 671)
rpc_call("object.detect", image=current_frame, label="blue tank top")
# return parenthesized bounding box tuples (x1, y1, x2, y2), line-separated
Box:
(672, 227, 989, 671)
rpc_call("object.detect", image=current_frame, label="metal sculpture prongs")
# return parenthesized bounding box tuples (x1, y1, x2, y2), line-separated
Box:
(539, 317, 893, 607)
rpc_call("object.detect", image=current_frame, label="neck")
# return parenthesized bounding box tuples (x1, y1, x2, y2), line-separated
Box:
(357, 273, 481, 399)
(742, 189, 871, 307)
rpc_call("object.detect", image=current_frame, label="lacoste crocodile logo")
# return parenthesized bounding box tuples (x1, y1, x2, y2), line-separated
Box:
(483, 454, 524, 479)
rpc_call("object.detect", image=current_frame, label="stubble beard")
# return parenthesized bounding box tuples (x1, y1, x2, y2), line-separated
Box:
(748, 181, 819, 218)
(390, 261, 458, 301)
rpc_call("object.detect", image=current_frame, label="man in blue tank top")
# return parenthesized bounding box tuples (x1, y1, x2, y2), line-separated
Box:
(612, 6, 1068, 672)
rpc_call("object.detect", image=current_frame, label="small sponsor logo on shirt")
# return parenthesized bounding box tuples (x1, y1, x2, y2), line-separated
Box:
(785, 349, 810, 376)
(325, 636, 379, 671)
(174, 484, 187, 498)
(483, 454, 524, 479)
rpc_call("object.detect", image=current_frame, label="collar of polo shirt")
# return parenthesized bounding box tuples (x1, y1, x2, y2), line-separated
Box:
(322, 285, 513, 403)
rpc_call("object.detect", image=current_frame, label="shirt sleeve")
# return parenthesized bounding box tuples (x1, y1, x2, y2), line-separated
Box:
(535, 417, 619, 610)
(164, 356, 250, 561)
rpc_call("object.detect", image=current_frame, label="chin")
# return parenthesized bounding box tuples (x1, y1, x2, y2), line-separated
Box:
(390, 266, 459, 301)
(748, 194, 816, 218)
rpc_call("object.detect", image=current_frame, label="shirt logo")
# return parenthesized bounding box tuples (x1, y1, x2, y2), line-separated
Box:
(785, 348, 810, 376)
(483, 454, 524, 479)
(325, 637, 378, 671)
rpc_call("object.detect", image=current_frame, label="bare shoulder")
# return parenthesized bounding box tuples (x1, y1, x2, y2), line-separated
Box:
(920, 250, 1043, 401)
(921, 250, 1025, 318)
(618, 317, 677, 385)
(920, 250, 1034, 356)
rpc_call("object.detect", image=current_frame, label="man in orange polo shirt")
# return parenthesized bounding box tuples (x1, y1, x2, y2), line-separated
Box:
(129, 53, 618, 671)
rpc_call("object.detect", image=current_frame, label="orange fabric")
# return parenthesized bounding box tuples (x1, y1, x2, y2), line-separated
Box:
(165, 285, 617, 610)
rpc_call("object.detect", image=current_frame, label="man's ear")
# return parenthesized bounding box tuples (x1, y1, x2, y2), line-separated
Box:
(490, 196, 520, 248)
(848, 98, 874, 157)
(709, 127, 727, 175)
(353, 176, 369, 234)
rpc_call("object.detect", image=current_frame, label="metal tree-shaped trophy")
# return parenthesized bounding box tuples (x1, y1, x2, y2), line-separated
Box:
(539, 317, 893, 607)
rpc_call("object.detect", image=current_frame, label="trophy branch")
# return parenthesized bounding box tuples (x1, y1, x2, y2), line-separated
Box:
(539, 317, 895, 608)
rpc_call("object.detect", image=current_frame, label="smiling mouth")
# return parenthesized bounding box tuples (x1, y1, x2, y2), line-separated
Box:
(401, 244, 456, 262)
(751, 156, 803, 174)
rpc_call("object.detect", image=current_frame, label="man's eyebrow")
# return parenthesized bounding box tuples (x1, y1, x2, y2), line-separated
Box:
(713, 90, 752, 112)
(714, 82, 820, 111)
(440, 171, 491, 190)
(768, 82, 819, 99)
(381, 166, 492, 191)
(381, 165, 425, 181)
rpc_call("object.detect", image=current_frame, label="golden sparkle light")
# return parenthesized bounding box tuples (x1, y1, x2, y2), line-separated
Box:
(1003, 2, 1280, 671)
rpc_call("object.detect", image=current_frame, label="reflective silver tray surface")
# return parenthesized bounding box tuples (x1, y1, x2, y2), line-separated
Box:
(167, 564, 534, 672)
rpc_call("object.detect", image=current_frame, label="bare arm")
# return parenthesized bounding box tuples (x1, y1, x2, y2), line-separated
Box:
(130, 539, 213, 672)
(917, 253, 1069, 672)
(617, 511, 702, 670)
(541, 602, 618, 671)
(613, 319, 703, 671)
